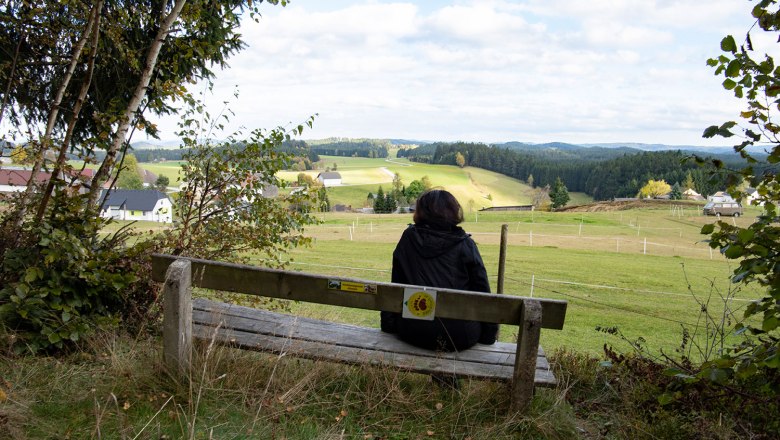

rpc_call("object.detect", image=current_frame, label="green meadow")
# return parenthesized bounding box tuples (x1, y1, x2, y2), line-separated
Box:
(121, 154, 759, 360)
(277, 155, 583, 209)
(10, 155, 765, 438)
(139, 161, 186, 185)
(235, 206, 761, 362)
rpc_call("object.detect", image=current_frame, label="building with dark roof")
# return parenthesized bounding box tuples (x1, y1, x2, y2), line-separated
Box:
(99, 189, 173, 223)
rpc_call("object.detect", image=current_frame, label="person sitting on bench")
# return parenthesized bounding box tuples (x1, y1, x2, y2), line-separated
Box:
(380, 189, 498, 351)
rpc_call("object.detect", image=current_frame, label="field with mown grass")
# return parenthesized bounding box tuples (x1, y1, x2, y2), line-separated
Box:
(14, 156, 765, 438)
(2, 204, 763, 439)
(256, 206, 761, 360)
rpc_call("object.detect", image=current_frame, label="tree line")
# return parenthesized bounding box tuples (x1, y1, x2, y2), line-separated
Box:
(401, 142, 738, 199)
(308, 138, 390, 158)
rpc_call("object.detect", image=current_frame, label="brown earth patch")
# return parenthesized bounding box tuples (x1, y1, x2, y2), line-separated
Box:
(557, 199, 701, 212)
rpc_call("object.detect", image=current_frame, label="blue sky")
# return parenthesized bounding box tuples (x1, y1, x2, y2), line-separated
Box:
(149, 0, 767, 147)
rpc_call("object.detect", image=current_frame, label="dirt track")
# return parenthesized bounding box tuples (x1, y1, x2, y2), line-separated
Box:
(557, 199, 702, 212)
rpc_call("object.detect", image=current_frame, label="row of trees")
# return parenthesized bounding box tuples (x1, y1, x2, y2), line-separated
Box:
(371, 174, 433, 213)
(308, 138, 390, 158)
(402, 142, 733, 200)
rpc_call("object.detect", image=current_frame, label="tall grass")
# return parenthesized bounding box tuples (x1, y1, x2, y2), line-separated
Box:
(0, 329, 753, 438)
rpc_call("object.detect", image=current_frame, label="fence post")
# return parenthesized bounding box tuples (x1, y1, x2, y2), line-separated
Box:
(529, 230, 533, 247)
(498, 224, 508, 295)
(163, 259, 192, 375)
(643, 237, 647, 255)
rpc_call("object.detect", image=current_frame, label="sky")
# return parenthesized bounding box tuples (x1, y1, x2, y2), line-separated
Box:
(148, 0, 768, 147)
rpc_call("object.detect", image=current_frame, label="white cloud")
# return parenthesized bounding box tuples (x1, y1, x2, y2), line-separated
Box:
(147, 0, 760, 146)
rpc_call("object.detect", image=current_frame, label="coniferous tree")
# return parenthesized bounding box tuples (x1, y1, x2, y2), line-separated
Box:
(549, 177, 570, 210)
(374, 186, 386, 213)
(669, 183, 683, 200)
(385, 192, 397, 213)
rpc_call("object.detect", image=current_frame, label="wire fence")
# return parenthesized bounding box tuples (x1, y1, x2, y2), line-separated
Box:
(304, 222, 723, 260)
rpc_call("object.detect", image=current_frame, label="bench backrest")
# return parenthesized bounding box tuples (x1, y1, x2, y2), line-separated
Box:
(151, 254, 567, 329)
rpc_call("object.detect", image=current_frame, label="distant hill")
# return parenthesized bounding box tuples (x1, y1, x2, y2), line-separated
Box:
(131, 140, 181, 150)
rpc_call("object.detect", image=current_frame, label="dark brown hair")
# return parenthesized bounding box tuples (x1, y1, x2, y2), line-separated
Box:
(413, 189, 464, 228)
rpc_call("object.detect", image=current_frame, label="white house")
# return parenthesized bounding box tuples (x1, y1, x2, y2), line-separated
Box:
(316, 171, 342, 187)
(744, 187, 765, 206)
(708, 191, 736, 203)
(99, 189, 173, 223)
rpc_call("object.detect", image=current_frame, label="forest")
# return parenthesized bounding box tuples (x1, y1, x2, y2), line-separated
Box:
(399, 142, 741, 199)
(307, 138, 390, 158)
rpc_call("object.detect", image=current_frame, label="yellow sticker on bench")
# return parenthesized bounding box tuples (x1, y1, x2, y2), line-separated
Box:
(327, 280, 378, 294)
(402, 288, 437, 320)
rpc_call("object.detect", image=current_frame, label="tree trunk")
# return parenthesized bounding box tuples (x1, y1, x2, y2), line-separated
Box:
(36, 2, 104, 222)
(11, 2, 101, 230)
(87, 0, 188, 209)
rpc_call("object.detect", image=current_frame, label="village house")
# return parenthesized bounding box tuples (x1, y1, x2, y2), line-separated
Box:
(0, 168, 50, 196)
(0, 167, 109, 197)
(317, 171, 342, 187)
(99, 189, 173, 223)
(683, 188, 705, 201)
(708, 191, 737, 203)
(744, 187, 764, 206)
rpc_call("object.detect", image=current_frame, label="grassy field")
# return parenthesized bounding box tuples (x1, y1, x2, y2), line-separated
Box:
(278, 155, 564, 209)
(139, 161, 185, 186)
(128, 154, 593, 209)
(254, 206, 762, 361)
(3, 187, 766, 439)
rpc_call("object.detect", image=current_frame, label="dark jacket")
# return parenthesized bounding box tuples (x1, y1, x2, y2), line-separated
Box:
(381, 224, 498, 351)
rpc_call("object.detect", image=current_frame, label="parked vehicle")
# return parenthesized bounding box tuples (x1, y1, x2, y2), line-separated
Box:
(703, 201, 743, 217)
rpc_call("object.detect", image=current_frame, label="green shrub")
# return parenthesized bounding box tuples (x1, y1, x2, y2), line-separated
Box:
(0, 197, 143, 354)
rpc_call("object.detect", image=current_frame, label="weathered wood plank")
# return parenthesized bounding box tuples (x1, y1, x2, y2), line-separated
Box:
(162, 260, 192, 374)
(192, 299, 550, 371)
(192, 323, 557, 386)
(152, 254, 567, 329)
(511, 300, 543, 412)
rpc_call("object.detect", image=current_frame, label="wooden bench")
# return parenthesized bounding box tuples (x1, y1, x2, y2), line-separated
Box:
(151, 254, 567, 412)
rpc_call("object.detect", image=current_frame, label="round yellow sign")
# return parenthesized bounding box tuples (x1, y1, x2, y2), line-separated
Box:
(406, 291, 435, 318)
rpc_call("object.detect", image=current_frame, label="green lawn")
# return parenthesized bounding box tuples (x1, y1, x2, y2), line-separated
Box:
(263, 207, 761, 360)
(139, 161, 184, 185)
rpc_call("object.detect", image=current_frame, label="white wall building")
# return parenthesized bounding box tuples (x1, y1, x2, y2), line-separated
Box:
(99, 189, 173, 223)
(316, 171, 342, 187)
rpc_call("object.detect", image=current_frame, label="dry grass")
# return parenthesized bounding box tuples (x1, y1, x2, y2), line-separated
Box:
(1, 325, 762, 439)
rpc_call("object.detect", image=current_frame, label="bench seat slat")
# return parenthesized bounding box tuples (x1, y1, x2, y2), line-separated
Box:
(192, 298, 556, 386)
(192, 299, 550, 370)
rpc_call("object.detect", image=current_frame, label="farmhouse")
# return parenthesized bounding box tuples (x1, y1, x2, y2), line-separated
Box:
(0, 168, 50, 196)
(745, 187, 764, 206)
(99, 189, 173, 223)
(683, 188, 705, 201)
(317, 171, 342, 187)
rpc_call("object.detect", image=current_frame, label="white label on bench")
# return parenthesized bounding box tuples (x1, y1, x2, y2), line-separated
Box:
(402, 288, 437, 320)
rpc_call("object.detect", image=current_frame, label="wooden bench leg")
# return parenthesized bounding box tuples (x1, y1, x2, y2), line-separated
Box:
(510, 299, 542, 413)
(163, 259, 192, 375)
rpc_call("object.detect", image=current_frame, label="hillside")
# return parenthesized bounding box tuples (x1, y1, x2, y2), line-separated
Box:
(277, 155, 556, 209)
